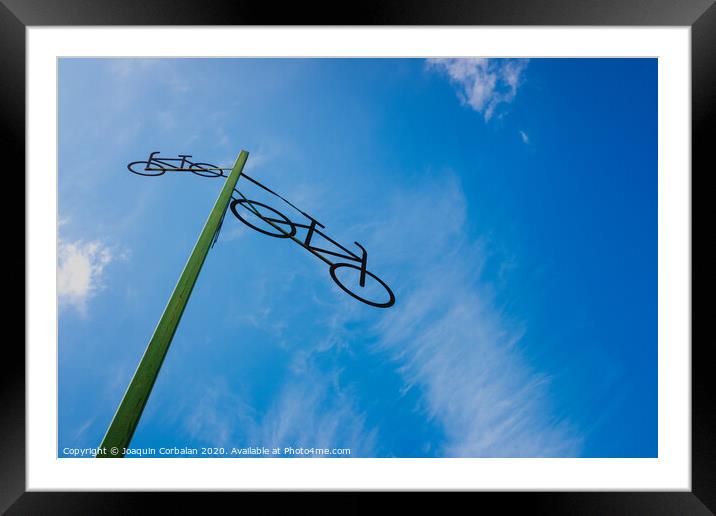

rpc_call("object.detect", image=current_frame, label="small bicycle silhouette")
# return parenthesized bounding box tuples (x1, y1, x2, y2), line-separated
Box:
(128, 151, 224, 178)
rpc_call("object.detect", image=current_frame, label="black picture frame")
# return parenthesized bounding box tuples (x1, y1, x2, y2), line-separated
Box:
(5, 0, 710, 513)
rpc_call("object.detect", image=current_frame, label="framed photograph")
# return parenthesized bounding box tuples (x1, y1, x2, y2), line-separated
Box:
(8, 0, 710, 512)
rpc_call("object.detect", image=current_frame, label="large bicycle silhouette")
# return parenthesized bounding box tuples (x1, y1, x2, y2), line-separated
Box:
(128, 152, 395, 308)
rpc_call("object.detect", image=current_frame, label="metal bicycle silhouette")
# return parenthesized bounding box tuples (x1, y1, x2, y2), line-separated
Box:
(128, 151, 224, 177)
(128, 151, 395, 308)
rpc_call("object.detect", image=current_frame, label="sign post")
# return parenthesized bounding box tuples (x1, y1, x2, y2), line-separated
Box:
(96, 150, 249, 458)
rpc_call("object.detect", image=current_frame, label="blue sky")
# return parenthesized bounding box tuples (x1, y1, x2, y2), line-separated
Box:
(58, 58, 657, 458)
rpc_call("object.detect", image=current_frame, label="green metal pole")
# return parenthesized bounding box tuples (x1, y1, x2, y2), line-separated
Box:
(96, 150, 249, 458)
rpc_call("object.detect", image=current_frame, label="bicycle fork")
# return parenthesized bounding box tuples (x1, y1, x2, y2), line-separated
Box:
(353, 242, 368, 288)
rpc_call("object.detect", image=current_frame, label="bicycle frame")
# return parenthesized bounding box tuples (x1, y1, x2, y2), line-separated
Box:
(292, 215, 369, 288)
(232, 190, 369, 285)
(143, 151, 224, 172)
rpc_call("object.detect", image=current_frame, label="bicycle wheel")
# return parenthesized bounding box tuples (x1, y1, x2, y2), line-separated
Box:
(127, 160, 165, 176)
(230, 199, 297, 238)
(188, 162, 222, 178)
(329, 263, 395, 308)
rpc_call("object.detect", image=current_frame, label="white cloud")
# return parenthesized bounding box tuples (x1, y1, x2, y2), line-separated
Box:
(58, 238, 124, 314)
(519, 130, 530, 144)
(107, 58, 160, 80)
(217, 223, 248, 243)
(428, 58, 529, 121)
(365, 172, 581, 456)
(256, 371, 377, 456)
(183, 380, 257, 447)
(181, 370, 376, 456)
(377, 273, 580, 457)
(103, 59, 192, 117)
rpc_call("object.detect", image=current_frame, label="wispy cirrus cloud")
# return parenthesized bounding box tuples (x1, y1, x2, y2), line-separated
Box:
(181, 369, 377, 456)
(363, 172, 581, 456)
(428, 58, 529, 121)
(107, 59, 191, 94)
(256, 370, 377, 456)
